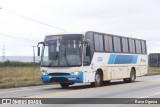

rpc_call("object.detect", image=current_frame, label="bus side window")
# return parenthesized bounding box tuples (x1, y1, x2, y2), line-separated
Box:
(83, 45, 91, 65)
(129, 39, 136, 53)
(99, 35, 104, 52)
(94, 34, 100, 51)
(85, 32, 94, 60)
(104, 35, 113, 52)
(135, 40, 142, 54)
(94, 34, 104, 52)
(141, 40, 146, 54)
(113, 36, 121, 52)
(122, 38, 129, 53)
(83, 32, 95, 65)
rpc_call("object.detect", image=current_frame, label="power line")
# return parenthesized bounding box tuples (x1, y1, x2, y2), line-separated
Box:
(3, 8, 66, 31)
(0, 33, 38, 43)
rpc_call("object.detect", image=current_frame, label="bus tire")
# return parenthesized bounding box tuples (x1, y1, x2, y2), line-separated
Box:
(123, 68, 136, 83)
(91, 71, 103, 87)
(60, 83, 69, 88)
(129, 69, 136, 82)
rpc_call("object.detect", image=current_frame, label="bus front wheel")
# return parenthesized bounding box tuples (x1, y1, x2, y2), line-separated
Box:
(91, 71, 103, 87)
(60, 83, 69, 88)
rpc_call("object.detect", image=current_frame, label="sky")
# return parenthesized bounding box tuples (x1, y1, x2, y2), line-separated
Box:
(0, 0, 160, 56)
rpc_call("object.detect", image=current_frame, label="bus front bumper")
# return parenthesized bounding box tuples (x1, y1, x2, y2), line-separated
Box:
(41, 72, 84, 84)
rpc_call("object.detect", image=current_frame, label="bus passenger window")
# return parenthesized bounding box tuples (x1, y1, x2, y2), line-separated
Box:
(122, 38, 129, 53)
(141, 40, 146, 54)
(104, 35, 113, 52)
(129, 39, 136, 53)
(135, 40, 142, 53)
(94, 34, 104, 52)
(113, 37, 121, 52)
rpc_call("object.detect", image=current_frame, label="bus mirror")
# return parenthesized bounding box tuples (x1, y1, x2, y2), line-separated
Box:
(83, 41, 88, 46)
(86, 46, 91, 56)
(37, 42, 45, 56)
(38, 47, 40, 56)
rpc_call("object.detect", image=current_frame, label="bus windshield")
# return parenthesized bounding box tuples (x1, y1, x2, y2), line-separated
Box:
(41, 34, 83, 67)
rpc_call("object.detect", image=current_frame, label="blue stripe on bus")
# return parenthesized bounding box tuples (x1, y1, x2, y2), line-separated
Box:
(132, 55, 138, 64)
(108, 54, 138, 64)
(108, 54, 117, 64)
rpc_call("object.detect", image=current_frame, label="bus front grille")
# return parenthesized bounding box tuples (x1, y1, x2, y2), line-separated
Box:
(50, 77, 69, 83)
(48, 73, 70, 76)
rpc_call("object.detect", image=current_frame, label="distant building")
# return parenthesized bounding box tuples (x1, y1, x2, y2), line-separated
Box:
(149, 53, 160, 67)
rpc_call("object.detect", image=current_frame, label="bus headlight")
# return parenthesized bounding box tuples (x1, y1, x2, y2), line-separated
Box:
(41, 70, 48, 75)
(71, 71, 82, 75)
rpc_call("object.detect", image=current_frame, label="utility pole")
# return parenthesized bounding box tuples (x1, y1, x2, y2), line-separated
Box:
(32, 46, 36, 69)
(2, 45, 5, 62)
(32, 46, 36, 64)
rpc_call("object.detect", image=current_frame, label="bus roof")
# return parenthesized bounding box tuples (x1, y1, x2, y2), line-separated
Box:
(45, 31, 146, 41)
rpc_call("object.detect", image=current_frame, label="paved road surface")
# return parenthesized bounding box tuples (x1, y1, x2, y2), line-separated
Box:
(0, 75, 160, 107)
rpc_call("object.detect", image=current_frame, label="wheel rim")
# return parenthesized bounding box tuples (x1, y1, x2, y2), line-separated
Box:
(96, 74, 100, 83)
(131, 72, 135, 81)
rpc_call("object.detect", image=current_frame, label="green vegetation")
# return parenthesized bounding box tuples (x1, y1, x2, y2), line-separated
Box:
(0, 67, 42, 89)
(147, 67, 160, 75)
(0, 61, 40, 67)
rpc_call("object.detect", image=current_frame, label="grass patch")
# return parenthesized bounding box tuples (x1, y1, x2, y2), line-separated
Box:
(0, 67, 42, 89)
(147, 67, 160, 76)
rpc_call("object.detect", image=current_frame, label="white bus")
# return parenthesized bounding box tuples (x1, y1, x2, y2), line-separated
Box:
(37, 31, 148, 88)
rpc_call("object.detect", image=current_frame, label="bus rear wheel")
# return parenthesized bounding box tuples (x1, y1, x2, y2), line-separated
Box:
(91, 71, 103, 87)
(123, 69, 136, 83)
(60, 83, 69, 88)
